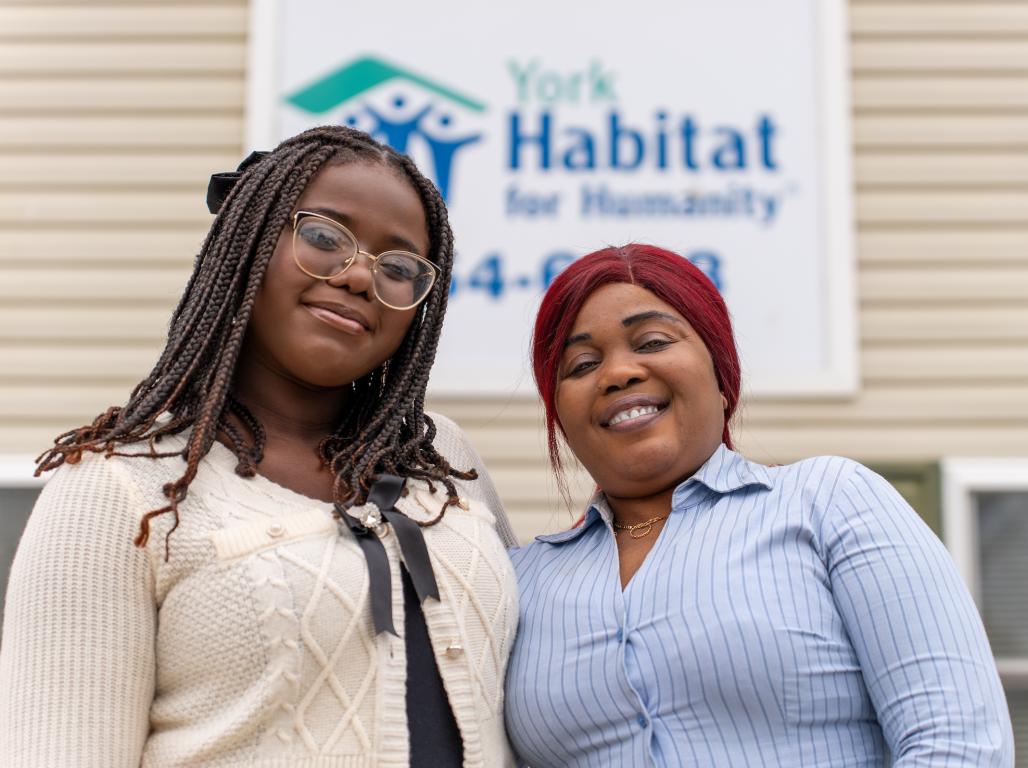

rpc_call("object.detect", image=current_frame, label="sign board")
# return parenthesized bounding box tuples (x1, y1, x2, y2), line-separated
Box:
(248, 0, 856, 396)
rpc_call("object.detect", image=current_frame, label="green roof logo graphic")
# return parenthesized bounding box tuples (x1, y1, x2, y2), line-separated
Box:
(286, 55, 486, 114)
(285, 56, 486, 203)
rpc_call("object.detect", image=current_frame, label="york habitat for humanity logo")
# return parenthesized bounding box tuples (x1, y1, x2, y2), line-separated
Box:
(286, 56, 486, 202)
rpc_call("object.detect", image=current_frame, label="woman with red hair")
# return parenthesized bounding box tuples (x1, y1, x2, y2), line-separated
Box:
(504, 244, 1012, 767)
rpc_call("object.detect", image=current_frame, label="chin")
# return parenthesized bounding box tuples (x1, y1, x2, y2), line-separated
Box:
(292, 344, 384, 388)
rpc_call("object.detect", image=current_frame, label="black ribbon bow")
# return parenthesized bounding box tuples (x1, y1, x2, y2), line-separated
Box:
(336, 475, 440, 636)
(206, 150, 271, 214)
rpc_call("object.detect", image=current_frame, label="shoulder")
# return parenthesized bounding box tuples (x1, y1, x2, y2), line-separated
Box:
(30, 432, 235, 540)
(425, 409, 479, 470)
(771, 456, 933, 552)
(36, 448, 152, 513)
(763, 454, 868, 507)
(426, 410, 466, 450)
(768, 454, 862, 486)
(15, 449, 163, 589)
(772, 456, 899, 504)
(761, 456, 912, 529)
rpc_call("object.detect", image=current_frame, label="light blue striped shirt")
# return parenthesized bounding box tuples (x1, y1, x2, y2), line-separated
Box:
(505, 445, 1013, 767)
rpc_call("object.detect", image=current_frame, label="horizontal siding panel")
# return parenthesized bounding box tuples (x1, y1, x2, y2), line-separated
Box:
(855, 77, 1028, 111)
(0, 384, 170, 419)
(0, 78, 244, 112)
(0, 344, 161, 381)
(852, 40, 1028, 73)
(861, 306, 1028, 341)
(856, 153, 1028, 186)
(428, 398, 543, 426)
(736, 426, 1028, 464)
(6, 382, 1019, 435)
(463, 428, 550, 466)
(858, 230, 1028, 264)
(859, 265, 1028, 301)
(851, 4, 1028, 35)
(0, 267, 193, 301)
(855, 115, 1028, 148)
(0, 5, 246, 38)
(465, 424, 1028, 465)
(3, 310, 1025, 354)
(743, 386, 1028, 423)
(857, 191, 1028, 225)
(0, 117, 242, 149)
(0, 42, 245, 75)
(862, 344, 1028, 382)
(17, 377, 1022, 429)
(0, 308, 171, 341)
(0, 192, 216, 224)
(0, 229, 208, 263)
(0, 152, 236, 189)
(0, 425, 76, 455)
(489, 466, 594, 507)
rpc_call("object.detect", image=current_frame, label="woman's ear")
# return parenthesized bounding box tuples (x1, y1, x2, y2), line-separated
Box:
(720, 392, 728, 411)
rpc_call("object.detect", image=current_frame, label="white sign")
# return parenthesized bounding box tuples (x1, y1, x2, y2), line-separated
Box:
(248, 0, 856, 396)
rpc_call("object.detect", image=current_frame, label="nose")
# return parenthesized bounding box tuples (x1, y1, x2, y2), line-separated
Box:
(326, 251, 375, 299)
(597, 350, 648, 395)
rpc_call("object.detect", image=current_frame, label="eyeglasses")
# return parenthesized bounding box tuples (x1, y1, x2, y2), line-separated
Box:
(291, 211, 438, 311)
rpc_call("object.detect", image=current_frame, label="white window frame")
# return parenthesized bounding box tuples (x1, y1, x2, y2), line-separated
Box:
(0, 454, 46, 490)
(942, 458, 1028, 687)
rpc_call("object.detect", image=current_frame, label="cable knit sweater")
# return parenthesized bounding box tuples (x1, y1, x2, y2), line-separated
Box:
(0, 413, 519, 768)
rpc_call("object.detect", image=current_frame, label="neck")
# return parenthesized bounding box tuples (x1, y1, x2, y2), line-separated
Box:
(604, 486, 676, 527)
(231, 352, 350, 449)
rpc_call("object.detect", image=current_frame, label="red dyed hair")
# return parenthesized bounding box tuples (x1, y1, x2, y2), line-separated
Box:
(532, 244, 741, 478)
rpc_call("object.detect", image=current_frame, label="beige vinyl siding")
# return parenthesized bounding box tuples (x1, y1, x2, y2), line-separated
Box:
(1, 2, 1026, 541)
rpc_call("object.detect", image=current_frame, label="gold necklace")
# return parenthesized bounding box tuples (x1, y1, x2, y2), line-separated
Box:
(612, 514, 668, 539)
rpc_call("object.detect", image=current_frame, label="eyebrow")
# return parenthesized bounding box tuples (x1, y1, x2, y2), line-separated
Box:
(304, 207, 424, 255)
(622, 310, 685, 328)
(563, 310, 684, 348)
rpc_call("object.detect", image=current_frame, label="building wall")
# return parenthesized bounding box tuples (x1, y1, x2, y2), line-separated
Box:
(0, 0, 1026, 541)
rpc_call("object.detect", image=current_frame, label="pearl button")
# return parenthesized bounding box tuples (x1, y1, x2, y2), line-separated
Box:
(457, 497, 470, 511)
(266, 522, 285, 538)
(445, 642, 464, 659)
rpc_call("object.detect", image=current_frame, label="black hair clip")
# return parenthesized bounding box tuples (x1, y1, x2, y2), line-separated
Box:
(206, 150, 271, 214)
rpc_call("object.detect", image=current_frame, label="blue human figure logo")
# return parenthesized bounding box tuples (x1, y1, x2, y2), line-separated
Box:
(359, 96, 432, 155)
(420, 113, 481, 204)
(342, 95, 481, 202)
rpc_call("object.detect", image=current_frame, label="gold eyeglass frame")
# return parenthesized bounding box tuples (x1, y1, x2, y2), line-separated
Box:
(290, 210, 439, 311)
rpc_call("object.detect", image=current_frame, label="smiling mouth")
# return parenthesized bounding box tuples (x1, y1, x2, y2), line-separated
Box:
(601, 401, 669, 430)
(303, 303, 371, 335)
(607, 404, 662, 427)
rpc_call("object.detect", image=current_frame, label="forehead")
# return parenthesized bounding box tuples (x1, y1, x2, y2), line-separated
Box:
(295, 161, 430, 252)
(569, 282, 686, 333)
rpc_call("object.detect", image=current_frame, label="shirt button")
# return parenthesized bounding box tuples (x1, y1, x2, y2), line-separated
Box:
(615, 628, 624, 643)
(266, 522, 285, 538)
(637, 714, 647, 728)
(445, 642, 464, 659)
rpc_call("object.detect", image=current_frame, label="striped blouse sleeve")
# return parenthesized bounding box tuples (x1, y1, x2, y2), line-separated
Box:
(821, 463, 1014, 767)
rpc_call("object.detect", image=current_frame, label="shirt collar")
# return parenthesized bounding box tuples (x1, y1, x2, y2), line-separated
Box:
(534, 444, 773, 546)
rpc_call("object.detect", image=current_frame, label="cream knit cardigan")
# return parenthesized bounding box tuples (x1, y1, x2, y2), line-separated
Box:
(0, 413, 519, 767)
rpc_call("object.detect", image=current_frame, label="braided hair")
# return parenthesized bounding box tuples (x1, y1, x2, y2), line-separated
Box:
(36, 125, 474, 554)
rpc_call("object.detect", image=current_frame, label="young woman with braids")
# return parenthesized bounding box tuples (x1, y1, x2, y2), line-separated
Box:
(0, 126, 519, 767)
